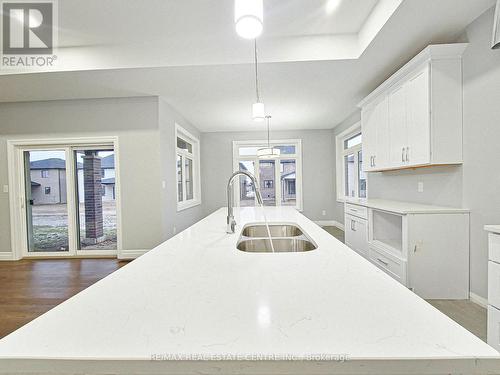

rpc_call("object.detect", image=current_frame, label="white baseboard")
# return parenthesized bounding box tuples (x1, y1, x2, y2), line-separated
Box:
(118, 249, 149, 260)
(0, 251, 15, 261)
(314, 221, 344, 231)
(469, 292, 488, 308)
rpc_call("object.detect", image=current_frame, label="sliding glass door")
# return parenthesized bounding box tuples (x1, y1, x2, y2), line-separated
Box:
(24, 150, 70, 253)
(74, 149, 117, 251)
(19, 143, 118, 257)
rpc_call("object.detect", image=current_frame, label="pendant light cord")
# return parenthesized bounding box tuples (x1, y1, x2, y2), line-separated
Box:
(266, 115, 271, 148)
(254, 39, 260, 102)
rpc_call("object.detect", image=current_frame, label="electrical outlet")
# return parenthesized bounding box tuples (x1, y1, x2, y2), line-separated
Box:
(322, 210, 326, 216)
(2, 185, 8, 193)
(418, 182, 424, 193)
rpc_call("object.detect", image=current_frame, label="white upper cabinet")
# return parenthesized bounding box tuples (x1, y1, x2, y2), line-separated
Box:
(362, 95, 389, 171)
(359, 44, 466, 172)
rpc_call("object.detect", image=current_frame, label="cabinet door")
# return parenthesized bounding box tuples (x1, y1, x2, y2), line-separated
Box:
(361, 105, 377, 172)
(375, 96, 390, 170)
(406, 65, 431, 166)
(388, 84, 407, 168)
(345, 214, 368, 258)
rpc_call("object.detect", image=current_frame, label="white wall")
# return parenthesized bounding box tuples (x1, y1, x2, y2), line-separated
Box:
(201, 129, 336, 221)
(0, 96, 203, 258)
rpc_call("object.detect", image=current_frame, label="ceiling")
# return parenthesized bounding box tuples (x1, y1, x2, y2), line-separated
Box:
(0, 0, 496, 132)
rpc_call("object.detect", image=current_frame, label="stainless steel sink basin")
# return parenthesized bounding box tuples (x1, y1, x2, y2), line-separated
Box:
(237, 238, 316, 253)
(237, 222, 317, 253)
(241, 224, 303, 238)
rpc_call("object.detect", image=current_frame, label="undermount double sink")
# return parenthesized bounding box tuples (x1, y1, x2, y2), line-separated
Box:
(236, 223, 317, 253)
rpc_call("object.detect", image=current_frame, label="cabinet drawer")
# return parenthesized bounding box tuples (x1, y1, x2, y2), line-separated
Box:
(488, 305, 500, 352)
(489, 233, 500, 264)
(369, 245, 407, 285)
(345, 204, 368, 219)
(489, 261, 500, 309)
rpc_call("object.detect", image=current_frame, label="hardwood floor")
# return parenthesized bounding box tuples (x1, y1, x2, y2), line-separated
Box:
(0, 259, 129, 339)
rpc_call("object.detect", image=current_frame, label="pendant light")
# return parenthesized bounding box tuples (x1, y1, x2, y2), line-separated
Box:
(257, 116, 280, 159)
(235, 0, 263, 39)
(252, 39, 265, 122)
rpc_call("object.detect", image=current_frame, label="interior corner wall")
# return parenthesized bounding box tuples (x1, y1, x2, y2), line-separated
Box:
(158, 98, 204, 239)
(0, 97, 164, 256)
(461, 7, 500, 300)
(201, 129, 336, 222)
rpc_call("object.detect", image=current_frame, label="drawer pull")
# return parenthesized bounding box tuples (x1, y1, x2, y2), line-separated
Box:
(377, 258, 389, 267)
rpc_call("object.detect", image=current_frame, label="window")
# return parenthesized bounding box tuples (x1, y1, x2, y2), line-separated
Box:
(176, 124, 201, 211)
(336, 123, 366, 201)
(233, 139, 302, 210)
(41, 170, 49, 178)
(44, 187, 51, 195)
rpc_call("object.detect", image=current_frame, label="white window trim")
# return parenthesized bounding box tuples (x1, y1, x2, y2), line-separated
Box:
(335, 122, 366, 203)
(6, 136, 123, 260)
(175, 124, 201, 212)
(232, 139, 303, 211)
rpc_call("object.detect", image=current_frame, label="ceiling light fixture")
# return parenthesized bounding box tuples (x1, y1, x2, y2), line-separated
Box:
(257, 115, 280, 159)
(252, 39, 265, 122)
(235, 0, 263, 39)
(326, 0, 342, 14)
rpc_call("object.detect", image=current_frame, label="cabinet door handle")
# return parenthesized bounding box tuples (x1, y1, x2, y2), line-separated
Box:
(377, 258, 389, 267)
(401, 147, 405, 162)
(406, 147, 410, 162)
(413, 244, 417, 253)
(370, 156, 373, 167)
(373, 155, 376, 167)
(352, 220, 356, 231)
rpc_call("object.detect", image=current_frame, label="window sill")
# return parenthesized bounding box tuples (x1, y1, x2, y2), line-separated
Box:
(177, 199, 201, 212)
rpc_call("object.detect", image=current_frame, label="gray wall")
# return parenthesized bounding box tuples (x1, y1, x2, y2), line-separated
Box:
(0, 96, 203, 256)
(201, 129, 336, 221)
(461, 7, 500, 299)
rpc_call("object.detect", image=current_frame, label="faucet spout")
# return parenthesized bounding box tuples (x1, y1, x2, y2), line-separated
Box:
(226, 171, 262, 234)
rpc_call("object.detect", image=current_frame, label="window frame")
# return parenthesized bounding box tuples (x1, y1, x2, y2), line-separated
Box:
(232, 139, 303, 211)
(336, 122, 367, 202)
(175, 124, 201, 212)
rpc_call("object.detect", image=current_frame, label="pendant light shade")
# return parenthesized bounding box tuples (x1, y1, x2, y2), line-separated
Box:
(492, 0, 500, 49)
(258, 116, 280, 159)
(252, 102, 265, 122)
(235, 0, 263, 39)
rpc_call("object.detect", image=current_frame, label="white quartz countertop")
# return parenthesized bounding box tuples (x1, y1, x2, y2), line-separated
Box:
(0, 207, 498, 375)
(485, 225, 500, 234)
(345, 198, 469, 214)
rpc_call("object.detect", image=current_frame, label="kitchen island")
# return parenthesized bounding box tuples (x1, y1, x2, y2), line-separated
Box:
(0, 207, 498, 375)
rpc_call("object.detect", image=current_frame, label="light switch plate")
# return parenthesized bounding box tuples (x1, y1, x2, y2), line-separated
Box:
(417, 182, 424, 193)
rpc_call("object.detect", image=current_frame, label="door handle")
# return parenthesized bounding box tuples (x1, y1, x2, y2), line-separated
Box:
(29, 199, 34, 206)
(406, 147, 410, 162)
(377, 258, 389, 267)
(402, 147, 405, 162)
(373, 156, 376, 167)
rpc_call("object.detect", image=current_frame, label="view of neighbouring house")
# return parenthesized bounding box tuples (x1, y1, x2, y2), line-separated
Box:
(239, 160, 296, 206)
(30, 155, 116, 205)
(28, 152, 117, 252)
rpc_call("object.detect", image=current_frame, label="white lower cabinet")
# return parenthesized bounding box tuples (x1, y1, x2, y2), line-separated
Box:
(485, 229, 500, 351)
(488, 305, 500, 352)
(345, 201, 470, 299)
(345, 213, 368, 259)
